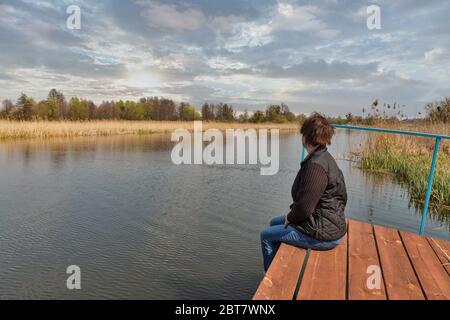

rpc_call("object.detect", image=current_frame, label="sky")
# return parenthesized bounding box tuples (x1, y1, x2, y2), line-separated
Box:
(0, 0, 449, 116)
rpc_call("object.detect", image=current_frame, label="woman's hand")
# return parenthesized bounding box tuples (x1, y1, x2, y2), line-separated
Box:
(284, 215, 290, 225)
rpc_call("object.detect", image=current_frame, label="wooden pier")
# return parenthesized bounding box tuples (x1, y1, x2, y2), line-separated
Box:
(253, 219, 450, 300)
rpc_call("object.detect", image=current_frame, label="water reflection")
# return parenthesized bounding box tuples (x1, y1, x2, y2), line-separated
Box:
(0, 134, 174, 171)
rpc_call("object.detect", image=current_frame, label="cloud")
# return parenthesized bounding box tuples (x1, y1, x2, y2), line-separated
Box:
(224, 2, 338, 51)
(273, 3, 336, 36)
(211, 15, 247, 35)
(1, 0, 450, 116)
(283, 70, 431, 114)
(225, 22, 273, 50)
(158, 83, 220, 102)
(253, 59, 379, 81)
(424, 47, 446, 61)
(137, 1, 207, 32)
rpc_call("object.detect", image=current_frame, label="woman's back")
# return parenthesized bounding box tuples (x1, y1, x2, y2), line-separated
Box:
(291, 146, 347, 241)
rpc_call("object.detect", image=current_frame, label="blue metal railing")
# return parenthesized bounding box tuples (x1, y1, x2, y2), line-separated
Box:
(300, 124, 450, 235)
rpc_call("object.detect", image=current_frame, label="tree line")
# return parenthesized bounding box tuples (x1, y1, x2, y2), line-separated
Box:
(3, 90, 447, 123)
(0, 89, 303, 123)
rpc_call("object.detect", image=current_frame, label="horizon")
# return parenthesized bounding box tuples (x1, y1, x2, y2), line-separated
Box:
(1, 1, 449, 117)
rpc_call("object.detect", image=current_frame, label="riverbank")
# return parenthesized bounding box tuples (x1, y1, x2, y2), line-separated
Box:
(360, 122, 450, 210)
(0, 120, 299, 140)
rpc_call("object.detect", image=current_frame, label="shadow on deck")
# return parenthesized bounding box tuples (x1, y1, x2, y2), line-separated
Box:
(253, 219, 450, 300)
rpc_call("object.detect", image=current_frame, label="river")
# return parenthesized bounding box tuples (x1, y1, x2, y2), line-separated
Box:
(0, 130, 448, 299)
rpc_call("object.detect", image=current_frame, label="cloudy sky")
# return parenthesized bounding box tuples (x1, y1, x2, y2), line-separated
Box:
(1, 0, 449, 116)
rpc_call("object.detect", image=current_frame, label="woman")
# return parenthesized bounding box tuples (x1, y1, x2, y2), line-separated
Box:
(260, 113, 347, 272)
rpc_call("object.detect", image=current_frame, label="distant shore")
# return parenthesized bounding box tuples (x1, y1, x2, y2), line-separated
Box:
(0, 120, 300, 140)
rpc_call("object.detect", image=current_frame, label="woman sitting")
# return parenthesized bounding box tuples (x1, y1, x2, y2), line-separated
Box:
(260, 113, 347, 272)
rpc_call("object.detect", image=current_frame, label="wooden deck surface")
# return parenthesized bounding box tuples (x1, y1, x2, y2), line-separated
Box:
(253, 219, 450, 300)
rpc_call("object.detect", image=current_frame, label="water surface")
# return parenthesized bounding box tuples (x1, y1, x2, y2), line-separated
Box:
(0, 131, 448, 299)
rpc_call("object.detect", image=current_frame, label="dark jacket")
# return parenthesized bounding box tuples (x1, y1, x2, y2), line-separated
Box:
(287, 146, 347, 241)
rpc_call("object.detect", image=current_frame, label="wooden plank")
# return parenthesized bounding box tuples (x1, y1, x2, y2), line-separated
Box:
(348, 220, 386, 300)
(427, 237, 450, 276)
(296, 232, 348, 300)
(400, 231, 450, 300)
(374, 225, 424, 300)
(253, 243, 307, 300)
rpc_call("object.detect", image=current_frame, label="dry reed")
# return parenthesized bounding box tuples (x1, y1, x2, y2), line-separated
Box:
(0, 120, 300, 140)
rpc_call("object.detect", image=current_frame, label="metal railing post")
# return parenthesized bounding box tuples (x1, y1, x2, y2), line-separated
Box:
(419, 137, 441, 235)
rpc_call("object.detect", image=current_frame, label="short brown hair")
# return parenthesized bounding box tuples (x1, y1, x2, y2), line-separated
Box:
(300, 112, 334, 147)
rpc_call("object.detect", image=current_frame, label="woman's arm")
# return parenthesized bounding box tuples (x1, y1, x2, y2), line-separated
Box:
(287, 163, 328, 224)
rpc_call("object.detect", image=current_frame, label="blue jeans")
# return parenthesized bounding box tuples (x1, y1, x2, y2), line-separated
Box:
(260, 215, 342, 271)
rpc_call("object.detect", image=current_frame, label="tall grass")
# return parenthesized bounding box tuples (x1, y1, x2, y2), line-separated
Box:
(361, 121, 450, 210)
(0, 120, 299, 140)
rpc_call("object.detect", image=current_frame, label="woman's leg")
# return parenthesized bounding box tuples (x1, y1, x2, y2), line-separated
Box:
(279, 229, 342, 251)
(261, 224, 342, 271)
(269, 215, 286, 226)
(260, 224, 292, 271)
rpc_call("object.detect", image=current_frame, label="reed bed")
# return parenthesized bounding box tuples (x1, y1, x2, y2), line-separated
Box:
(0, 120, 299, 140)
(361, 121, 450, 210)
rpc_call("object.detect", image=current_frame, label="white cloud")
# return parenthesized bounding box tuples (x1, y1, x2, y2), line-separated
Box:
(277, 3, 294, 16)
(225, 22, 273, 51)
(207, 57, 249, 71)
(273, 4, 328, 33)
(224, 2, 338, 51)
(424, 47, 446, 61)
